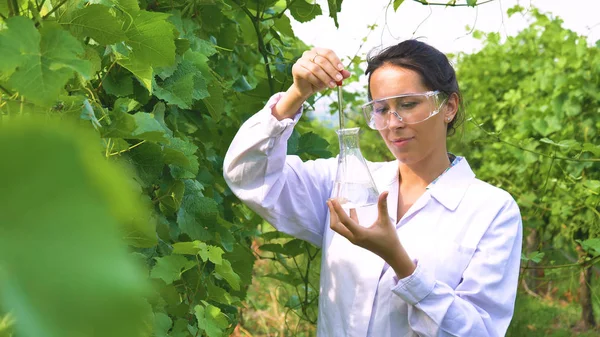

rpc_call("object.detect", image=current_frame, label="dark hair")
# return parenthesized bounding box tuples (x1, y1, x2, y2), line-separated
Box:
(365, 40, 463, 136)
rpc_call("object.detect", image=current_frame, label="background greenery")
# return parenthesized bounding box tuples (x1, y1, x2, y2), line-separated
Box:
(0, 0, 598, 336)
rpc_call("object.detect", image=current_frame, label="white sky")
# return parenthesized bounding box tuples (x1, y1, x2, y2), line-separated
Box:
(289, 0, 600, 123)
(291, 0, 600, 59)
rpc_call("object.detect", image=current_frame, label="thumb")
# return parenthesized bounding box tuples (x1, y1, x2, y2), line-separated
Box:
(377, 191, 389, 219)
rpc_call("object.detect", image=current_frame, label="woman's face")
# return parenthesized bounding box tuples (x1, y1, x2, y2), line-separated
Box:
(369, 64, 455, 165)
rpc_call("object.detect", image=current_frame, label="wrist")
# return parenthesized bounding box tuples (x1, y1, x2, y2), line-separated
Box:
(272, 85, 308, 121)
(387, 244, 416, 279)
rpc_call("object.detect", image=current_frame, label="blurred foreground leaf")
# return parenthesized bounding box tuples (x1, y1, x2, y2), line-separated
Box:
(0, 118, 154, 337)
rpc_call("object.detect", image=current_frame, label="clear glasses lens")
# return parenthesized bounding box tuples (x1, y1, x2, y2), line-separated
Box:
(362, 91, 441, 130)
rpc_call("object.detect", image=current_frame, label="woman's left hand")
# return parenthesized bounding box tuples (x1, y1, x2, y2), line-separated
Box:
(327, 192, 416, 278)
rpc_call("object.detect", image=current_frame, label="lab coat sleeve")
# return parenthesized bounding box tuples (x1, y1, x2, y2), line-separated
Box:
(391, 197, 523, 336)
(222, 93, 336, 247)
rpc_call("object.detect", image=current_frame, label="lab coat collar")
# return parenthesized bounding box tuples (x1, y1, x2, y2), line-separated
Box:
(428, 157, 476, 211)
(378, 156, 476, 213)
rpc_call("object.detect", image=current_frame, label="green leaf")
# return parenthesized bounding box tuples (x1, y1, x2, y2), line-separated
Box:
(154, 60, 209, 109)
(103, 68, 134, 97)
(103, 107, 170, 143)
(117, 55, 154, 92)
(197, 242, 224, 265)
(172, 241, 201, 255)
(578, 239, 600, 257)
(153, 312, 172, 337)
(150, 255, 196, 284)
(177, 192, 218, 241)
(0, 18, 91, 106)
(164, 137, 199, 174)
(259, 243, 286, 254)
(273, 15, 295, 37)
(289, 0, 322, 23)
(214, 260, 241, 291)
(327, 0, 343, 27)
(0, 17, 35, 79)
(393, 0, 404, 11)
(283, 239, 305, 257)
(194, 303, 228, 337)
(0, 118, 152, 337)
(467, 0, 477, 6)
(60, 4, 126, 45)
(298, 131, 332, 157)
(125, 11, 177, 68)
(157, 179, 185, 214)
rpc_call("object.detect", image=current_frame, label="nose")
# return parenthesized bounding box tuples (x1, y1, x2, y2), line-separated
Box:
(387, 111, 405, 129)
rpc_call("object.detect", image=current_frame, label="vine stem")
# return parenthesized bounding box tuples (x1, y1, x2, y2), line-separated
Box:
(260, 0, 298, 21)
(233, 0, 275, 95)
(108, 140, 146, 156)
(42, 0, 68, 19)
(412, 0, 495, 6)
(521, 254, 600, 271)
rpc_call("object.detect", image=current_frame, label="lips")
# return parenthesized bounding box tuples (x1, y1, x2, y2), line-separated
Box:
(390, 137, 414, 146)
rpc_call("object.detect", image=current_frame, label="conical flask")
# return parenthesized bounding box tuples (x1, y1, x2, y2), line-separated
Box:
(332, 127, 379, 208)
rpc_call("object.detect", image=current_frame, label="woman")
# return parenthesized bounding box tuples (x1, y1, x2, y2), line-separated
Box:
(223, 40, 522, 336)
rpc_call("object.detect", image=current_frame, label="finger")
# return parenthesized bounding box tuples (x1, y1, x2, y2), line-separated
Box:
(327, 200, 354, 240)
(313, 48, 345, 71)
(327, 199, 339, 223)
(295, 60, 328, 91)
(377, 191, 390, 220)
(330, 199, 362, 235)
(312, 53, 344, 86)
(335, 70, 353, 86)
(349, 208, 358, 223)
(299, 57, 337, 89)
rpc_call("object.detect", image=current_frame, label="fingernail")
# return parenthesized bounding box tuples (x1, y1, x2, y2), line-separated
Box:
(337, 63, 344, 71)
(329, 81, 336, 88)
(335, 73, 343, 81)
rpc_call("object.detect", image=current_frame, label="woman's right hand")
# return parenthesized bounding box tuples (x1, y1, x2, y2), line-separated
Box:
(272, 48, 351, 120)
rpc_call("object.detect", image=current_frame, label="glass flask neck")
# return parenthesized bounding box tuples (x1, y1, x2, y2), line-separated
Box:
(336, 127, 361, 153)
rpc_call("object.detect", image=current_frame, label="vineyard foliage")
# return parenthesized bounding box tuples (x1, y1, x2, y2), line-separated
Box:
(0, 0, 343, 335)
(451, 7, 600, 260)
(1, 0, 598, 336)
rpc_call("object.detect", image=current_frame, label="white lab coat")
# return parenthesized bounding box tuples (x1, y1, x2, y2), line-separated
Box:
(223, 93, 523, 337)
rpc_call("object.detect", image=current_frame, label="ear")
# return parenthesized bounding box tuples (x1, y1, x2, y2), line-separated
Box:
(444, 92, 459, 123)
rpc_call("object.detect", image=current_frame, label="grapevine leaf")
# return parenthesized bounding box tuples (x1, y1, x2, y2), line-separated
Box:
(0, 18, 91, 106)
(154, 59, 209, 109)
(197, 242, 224, 265)
(393, 0, 404, 11)
(150, 255, 196, 285)
(194, 304, 228, 337)
(326, 0, 342, 27)
(163, 137, 199, 174)
(0, 16, 37, 79)
(214, 260, 241, 291)
(153, 312, 172, 337)
(125, 11, 176, 68)
(177, 193, 217, 241)
(60, 4, 126, 45)
(298, 132, 332, 157)
(289, 0, 322, 23)
(103, 69, 135, 97)
(0, 118, 152, 337)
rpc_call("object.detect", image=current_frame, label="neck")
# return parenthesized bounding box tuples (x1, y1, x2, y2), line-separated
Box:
(398, 149, 451, 189)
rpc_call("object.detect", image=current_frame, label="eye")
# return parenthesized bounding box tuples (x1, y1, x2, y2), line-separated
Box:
(373, 105, 388, 115)
(399, 102, 418, 109)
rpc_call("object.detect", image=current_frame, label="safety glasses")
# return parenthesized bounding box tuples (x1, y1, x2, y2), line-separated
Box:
(362, 91, 445, 130)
